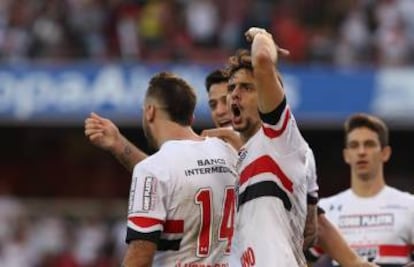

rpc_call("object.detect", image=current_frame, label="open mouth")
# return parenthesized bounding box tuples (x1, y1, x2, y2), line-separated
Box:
(231, 104, 242, 125)
(231, 104, 241, 117)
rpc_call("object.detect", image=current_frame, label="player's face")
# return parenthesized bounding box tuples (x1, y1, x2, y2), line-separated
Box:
(343, 127, 390, 181)
(208, 82, 232, 128)
(228, 69, 261, 139)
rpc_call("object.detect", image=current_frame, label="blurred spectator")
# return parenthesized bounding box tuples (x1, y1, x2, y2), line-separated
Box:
(73, 217, 107, 266)
(138, 1, 165, 52)
(185, 0, 219, 47)
(373, 0, 411, 66)
(334, 1, 371, 66)
(0, 179, 26, 244)
(68, 0, 107, 59)
(271, 3, 308, 63)
(0, 0, 33, 63)
(0, 220, 37, 267)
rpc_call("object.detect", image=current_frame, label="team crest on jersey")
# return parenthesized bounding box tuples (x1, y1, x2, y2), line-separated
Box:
(236, 148, 248, 170)
(142, 176, 157, 211)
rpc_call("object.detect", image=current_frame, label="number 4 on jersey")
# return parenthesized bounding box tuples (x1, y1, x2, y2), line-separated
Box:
(195, 187, 236, 257)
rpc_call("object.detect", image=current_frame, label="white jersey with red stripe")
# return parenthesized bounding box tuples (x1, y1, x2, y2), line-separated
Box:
(232, 98, 310, 267)
(126, 138, 238, 267)
(319, 186, 414, 265)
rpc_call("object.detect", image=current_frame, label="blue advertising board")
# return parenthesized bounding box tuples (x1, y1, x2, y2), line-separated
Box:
(0, 62, 412, 128)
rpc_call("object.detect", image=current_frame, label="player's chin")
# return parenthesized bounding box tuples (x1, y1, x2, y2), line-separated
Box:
(231, 121, 244, 132)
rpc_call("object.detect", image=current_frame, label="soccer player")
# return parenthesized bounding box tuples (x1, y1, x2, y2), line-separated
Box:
(121, 72, 238, 266)
(223, 27, 312, 266)
(205, 69, 232, 128)
(316, 113, 414, 266)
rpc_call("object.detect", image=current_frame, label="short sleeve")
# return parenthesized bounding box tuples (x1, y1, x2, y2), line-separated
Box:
(126, 163, 169, 244)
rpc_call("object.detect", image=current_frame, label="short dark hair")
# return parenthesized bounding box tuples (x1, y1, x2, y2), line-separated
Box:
(344, 113, 389, 147)
(146, 72, 196, 126)
(225, 49, 284, 88)
(205, 69, 228, 93)
(225, 49, 253, 78)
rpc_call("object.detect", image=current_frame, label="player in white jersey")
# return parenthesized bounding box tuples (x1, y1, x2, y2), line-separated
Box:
(127, 138, 238, 266)
(319, 186, 414, 266)
(121, 72, 238, 266)
(223, 28, 311, 267)
(315, 113, 414, 266)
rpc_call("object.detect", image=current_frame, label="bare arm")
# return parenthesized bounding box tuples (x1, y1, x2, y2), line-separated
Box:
(245, 27, 289, 114)
(317, 213, 378, 267)
(303, 203, 318, 250)
(122, 239, 157, 267)
(84, 112, 147, 172)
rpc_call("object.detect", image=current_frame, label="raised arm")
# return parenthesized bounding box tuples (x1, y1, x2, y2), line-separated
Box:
(245, 27, 289, 113)
(84, 112, 147, 172)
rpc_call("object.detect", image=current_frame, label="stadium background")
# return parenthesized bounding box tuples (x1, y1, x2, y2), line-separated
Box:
(1, 0, 414, 266)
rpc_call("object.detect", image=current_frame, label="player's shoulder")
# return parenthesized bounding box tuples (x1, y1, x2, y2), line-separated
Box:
(384, 186, 414, 202)
(319, 189, 352, 208)
(164, 138, 235, 160)
(132, 151, 162, 176)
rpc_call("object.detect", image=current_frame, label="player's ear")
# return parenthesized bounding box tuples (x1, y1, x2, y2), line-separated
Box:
(343, 148, 350, 165)
(382, 145, 391, 163)
(145, 104, 156, 122)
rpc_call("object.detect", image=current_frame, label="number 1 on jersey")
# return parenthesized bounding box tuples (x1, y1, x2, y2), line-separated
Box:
(195, 187, 235, 257)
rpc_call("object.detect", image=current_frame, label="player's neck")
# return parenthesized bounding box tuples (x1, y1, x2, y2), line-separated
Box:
(351, 172, 386, 198)
(156, 121, 203, 147)
(240, 122, 262, 144)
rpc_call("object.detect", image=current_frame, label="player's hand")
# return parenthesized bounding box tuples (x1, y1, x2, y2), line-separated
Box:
(201, 127, 243, 151)
(84, 112, 121, 151)
(404, 262, 414, 267)
(244, 27, 290, 56)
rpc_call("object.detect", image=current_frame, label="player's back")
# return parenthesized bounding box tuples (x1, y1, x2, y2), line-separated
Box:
(127, 137, 238, 267)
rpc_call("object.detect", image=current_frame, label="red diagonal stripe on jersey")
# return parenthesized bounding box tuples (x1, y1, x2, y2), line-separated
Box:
(262, 108, 291, 138)
(164, 220, 184, 234)
(239, 155, 293, 192)
(379, 244, 411, 257)
(129, 216, 163, 228)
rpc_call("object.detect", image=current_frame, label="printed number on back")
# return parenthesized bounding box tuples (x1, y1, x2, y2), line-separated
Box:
(195, 186, 235, 257)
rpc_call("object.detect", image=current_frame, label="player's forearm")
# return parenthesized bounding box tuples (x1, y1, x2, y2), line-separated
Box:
(110, 134, 148, 173)
(317, 214, 362, 267)
(251, 33, 284, 114)
(251, 32, 277, 65)
(303, 204, 318, 249)
(122, 240, 156, 267)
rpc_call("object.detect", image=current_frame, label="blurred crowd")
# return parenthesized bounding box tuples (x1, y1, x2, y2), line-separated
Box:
(1, 0, 414, 66)
(0, 128, 132, 267)
(0, 191, 127, 267)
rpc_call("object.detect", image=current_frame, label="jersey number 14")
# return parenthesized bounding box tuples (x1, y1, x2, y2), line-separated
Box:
(195, 187, 235, 257)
